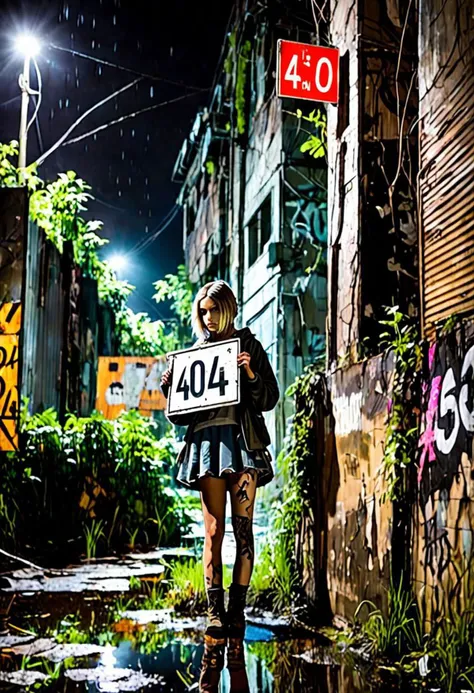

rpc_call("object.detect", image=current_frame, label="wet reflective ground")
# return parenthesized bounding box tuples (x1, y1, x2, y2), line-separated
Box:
(0, 615, 398, 692)
(0, 557, 400, 692)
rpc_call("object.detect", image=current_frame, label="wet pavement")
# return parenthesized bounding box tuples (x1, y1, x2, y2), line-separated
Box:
(0, 554, 397, 692)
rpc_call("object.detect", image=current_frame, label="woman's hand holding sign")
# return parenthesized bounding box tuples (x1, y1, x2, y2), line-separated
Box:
(237, 351, 255, 380)
(161, 367, 172, 388)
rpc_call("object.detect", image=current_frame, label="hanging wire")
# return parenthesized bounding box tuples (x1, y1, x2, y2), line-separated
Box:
(128, 205, 181, 257)
(26, 56, 42, 133)
(31, 78, 142, 168)
(48, 43, 208, 92)
(62, 91, 204, 147)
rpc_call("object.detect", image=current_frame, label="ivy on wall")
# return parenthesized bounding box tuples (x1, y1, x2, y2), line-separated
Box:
(379, 306, 421, 501)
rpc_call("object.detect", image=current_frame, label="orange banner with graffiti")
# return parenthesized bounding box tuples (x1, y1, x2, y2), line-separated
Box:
(0, 302, 22, 451)
(96, 356, 168, 420)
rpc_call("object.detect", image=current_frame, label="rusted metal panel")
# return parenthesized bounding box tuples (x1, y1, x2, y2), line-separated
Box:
(419, 0, 474, 333)
(96, 356, 167, 419)
(33, 239, 67, 414)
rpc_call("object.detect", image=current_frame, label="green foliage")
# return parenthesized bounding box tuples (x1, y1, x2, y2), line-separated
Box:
(355, 580, 422, 658)
(0, 407, 190, 558)
(223, 30, 236, 75)
(250, 364, 324, 611)
(347, 573, 474, 691)
(379, 306, 421, 501)
(0, 140, 188, 358)
(163, 558, 206, 613)
(115, 308, 177, 357)
(236, 40, 252, 136)
(152, 264, 194, 350)
(0, 140, 41, 189)
(153, 264, 193, 328)
(294, 109, 327, 159)
(428, 597, 474, 692)
(205, 159, 216, 175)
(83, 519, 105, 559)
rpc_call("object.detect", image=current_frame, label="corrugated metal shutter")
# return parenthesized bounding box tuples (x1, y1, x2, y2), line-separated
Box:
(420, 63, 474, 333)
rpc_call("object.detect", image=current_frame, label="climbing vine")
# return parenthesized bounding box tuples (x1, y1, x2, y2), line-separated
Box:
(235, 40, 252, 136)
(379, 306, 422, 501)
(259, 362, 328, 610)
(293, 108, 328, 159)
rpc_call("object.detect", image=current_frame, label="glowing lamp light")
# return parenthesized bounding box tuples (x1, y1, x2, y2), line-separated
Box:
(108, 254, 128, 272)
(15, 34, 41, 57)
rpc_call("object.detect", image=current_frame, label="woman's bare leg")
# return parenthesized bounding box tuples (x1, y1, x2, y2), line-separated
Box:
(227, 470, 257, 586)
(199, 476, 227, 588)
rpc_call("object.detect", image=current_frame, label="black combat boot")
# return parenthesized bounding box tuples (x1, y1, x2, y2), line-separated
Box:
(226, 583, 248, 638)
(227, 636, 250, 692)
(199, 634, 225, 692)
(205, 587, 226, 639)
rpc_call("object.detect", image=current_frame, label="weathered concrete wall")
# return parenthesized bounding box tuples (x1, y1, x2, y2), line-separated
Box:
(328, 354, 393, 620)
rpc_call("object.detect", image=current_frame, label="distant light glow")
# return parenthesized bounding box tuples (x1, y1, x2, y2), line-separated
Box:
(99, 643, 117, 669)
(16, 34, 41, 57)
(108, 254, 128, 272)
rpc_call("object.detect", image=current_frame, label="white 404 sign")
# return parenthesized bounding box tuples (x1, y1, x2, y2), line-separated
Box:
(167, 338, 240, 416)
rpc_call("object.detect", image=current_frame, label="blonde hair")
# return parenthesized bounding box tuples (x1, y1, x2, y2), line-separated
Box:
(192, 280, 238, 339)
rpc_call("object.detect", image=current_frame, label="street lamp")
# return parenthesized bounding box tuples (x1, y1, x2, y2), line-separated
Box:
(108, 254, 128, 273)
(16, 34, 40, 174)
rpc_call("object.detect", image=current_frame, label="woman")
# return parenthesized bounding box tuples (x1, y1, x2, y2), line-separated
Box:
(160, 280, 279, 639)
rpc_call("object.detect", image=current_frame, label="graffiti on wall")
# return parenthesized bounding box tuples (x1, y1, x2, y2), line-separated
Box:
(418, 335, 474, 505)
(0, 303, 21, 450)
(0, 188, 27, 451)
(96, 356, 168, 420)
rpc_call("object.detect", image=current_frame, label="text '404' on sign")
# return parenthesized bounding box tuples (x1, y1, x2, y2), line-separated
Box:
(167, 338, 241, 416)
(277, 39, 339, 104)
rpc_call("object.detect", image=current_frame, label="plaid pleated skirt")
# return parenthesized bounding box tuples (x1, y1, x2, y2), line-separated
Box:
(176, 424, 274, 490)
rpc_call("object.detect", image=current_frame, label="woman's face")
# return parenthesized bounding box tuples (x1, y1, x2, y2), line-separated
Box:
(199, 296, 220, 333)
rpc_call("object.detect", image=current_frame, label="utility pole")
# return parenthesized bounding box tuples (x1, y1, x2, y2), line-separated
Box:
(16, 34, 40, 180)
(18, 53, 31, 173)
(18, 52, 31, 177)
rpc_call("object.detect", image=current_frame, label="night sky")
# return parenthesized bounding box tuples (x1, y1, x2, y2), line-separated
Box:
(0, 0, 233, 317)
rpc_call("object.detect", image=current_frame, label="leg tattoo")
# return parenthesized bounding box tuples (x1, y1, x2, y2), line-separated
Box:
(232, 515, 254, 562)
(206, 560, 223, 588)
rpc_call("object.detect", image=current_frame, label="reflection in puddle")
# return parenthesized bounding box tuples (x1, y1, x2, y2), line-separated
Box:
(0, 600, 396, 692)
(0, 623, 392, 692)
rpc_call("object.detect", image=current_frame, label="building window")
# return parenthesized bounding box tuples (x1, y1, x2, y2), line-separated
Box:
(247, 195, 272, 268)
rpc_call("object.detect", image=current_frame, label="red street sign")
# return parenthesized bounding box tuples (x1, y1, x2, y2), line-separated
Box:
(277, 39, 339, 104)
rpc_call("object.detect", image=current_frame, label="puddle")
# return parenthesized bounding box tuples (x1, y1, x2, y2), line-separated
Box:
(0, 623, 398, 692)
(0, 556, 400, 692)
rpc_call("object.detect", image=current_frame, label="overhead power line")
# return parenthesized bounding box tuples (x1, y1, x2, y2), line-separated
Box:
(49, 43, 208, 92)
(62, 91, 203, 147)
(32, 77, 141, 168)
(130, 205, 181, 257)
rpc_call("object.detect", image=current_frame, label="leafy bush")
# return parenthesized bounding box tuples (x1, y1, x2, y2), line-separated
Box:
(0, 408, 189, 559)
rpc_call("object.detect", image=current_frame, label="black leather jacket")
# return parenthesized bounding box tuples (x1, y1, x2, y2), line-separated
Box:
(161, 327, 279, 451)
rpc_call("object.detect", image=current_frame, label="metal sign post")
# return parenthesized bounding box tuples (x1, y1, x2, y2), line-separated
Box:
(167, 338, 241, 417)
(277, 39, 340, 104)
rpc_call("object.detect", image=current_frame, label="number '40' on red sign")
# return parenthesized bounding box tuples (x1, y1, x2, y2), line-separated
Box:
(277, 40, 339, 104)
